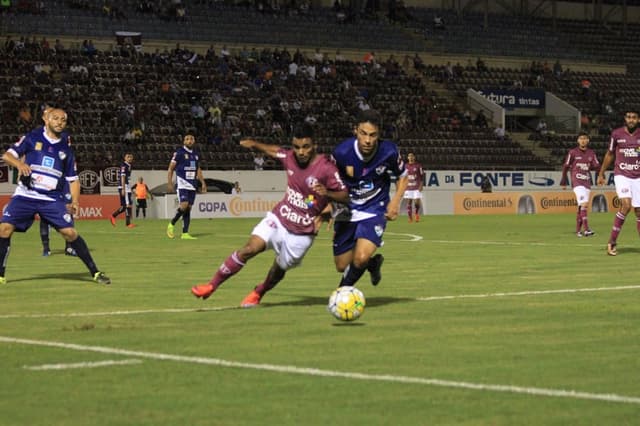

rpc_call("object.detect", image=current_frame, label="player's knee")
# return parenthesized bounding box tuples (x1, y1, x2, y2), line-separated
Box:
(352, 253, 371, 269)
(0, 223, 14, 238)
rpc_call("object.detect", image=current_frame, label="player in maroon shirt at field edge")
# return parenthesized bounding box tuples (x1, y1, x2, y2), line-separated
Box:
(403, 152, 424, 222)
(597, 108, 640, 256)
(560, 131, 600, 237)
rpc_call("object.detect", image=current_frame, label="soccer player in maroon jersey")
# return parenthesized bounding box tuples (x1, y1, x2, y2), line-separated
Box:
(597, 108, 640, 256)
(403, 152, 424, 222)
(560, 131, 600, 237)
(190, 123, 348, 307)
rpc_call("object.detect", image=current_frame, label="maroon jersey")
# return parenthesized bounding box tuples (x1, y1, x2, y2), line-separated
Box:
(405, 162, 424, 191)
(561, 147, 600, 188)
(608, 126, 640, 178)
(272, 149, 345, 235)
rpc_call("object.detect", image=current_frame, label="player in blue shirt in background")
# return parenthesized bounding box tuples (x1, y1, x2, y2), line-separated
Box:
(331, 109, 408, 287)
(166, 132, 206, 240)
(110, 152, 135, 228)
(0, 107, 110, 285)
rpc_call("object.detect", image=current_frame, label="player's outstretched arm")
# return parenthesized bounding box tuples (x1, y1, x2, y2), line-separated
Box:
(240, 139, 280, 158)
(386, 175, 409, 220)
(597, 151, 614, 186)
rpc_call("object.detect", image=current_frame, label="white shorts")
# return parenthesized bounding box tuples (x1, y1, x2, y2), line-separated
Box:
(572, 186, 591, 206)
(403, 190, 422, 200)
(251, 211, 315, 270)
(614, 175, 640, 207)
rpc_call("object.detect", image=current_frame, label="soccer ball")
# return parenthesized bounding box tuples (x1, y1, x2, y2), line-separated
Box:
(327, 286, 366, 321)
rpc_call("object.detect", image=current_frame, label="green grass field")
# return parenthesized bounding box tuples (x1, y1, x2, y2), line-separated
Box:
(1, 213, 639, 425)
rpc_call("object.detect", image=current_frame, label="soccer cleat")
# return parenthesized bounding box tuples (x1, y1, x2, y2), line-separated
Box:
(110, 216, 116, 227)
(368, 253, 384, 286)
(42, 249, 51, 257)
(408, 217, 413, 223)
(584, 230, 595, 237)
(126, 223, 137, 229)
(181, 233, 197, 240)
(93, 271, 111, 285)
(65, 247, 77, 256)
(191, 283, 215, 300)
(166, 223, 175, 239)
(607, 243, 617, 256)
(576, 231, 583, 237)
(415, 214, 420, 223)
(240, 290, 262, 308)
(0, 276, 6, 285)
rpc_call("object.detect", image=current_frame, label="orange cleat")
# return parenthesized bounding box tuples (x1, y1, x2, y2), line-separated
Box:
(415, 214, 420, 222)
(127, 223, 137, 228)
(110, 216, 116, 227)
(191, 283, 215, 300)
(240, 290, 262, 308)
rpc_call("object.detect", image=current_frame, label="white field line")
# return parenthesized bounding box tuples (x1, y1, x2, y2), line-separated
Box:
(417, 285, 640, 302)
(23, 359, 142, 371)
(0, 305, 239, 319)
(2, 285, 639, 320)
(2, 336, 639, 405)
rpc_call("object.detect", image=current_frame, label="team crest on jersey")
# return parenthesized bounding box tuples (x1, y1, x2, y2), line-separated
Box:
(375, 165, 387, 175)
(305, 176, 318, 188)
(35, 142, 43, 151)
(374, 225, 384, 237)
(63, 213, 72, 223)
(58, 151, 67, 160)
(345, 166, 354, 177)
(287, 169, 294, 176)
(184, 154, 189, 160)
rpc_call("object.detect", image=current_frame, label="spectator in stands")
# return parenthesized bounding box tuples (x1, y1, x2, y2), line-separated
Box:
(476, 57, 487, 73)
(553, 60, 563, 78)
(481, 174, 493, 193)
(536, 119, 548, 137)
(581, 78, 591, 97)
(474, 110, 488, 128)
(253, 153, 265, 170)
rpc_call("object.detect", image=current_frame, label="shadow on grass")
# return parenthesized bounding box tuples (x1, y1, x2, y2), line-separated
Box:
(8, 271, 95, 284)
(262, 295, 414, 309)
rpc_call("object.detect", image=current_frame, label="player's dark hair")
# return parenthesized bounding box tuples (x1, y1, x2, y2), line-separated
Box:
(292, 122, 314, 139)
(577, 131, 589, 138)
(356, 109, 382, 128)
(624, 106, 639, 115)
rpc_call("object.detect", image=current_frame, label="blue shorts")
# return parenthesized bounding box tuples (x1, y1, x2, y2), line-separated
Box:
(177, 189, 196, 205)
(332, 216, 386, 256)
(119, 191, 132, 207)
(2, 196, 74, 232)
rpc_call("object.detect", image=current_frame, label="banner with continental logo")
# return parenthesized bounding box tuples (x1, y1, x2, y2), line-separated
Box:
(454, 191, 618, 215)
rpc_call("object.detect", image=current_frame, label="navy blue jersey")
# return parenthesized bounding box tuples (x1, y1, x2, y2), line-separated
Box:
(170, 146, 201, 190)
(117, 161, 133, 193)
(332, 137, 406, 221)
(8, 126, 77, 202)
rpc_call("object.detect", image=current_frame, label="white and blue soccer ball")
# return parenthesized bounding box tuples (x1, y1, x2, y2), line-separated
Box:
(327, 286, 366, 321)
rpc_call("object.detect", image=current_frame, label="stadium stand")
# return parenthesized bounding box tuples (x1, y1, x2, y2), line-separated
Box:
(2, 1, 640, 171)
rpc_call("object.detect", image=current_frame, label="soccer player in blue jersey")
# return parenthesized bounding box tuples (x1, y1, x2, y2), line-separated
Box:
(110, 152, 135, 228)
(331, 109, 408, 287)
(0, 108, 110, 285)
(167, 133, 206, 240)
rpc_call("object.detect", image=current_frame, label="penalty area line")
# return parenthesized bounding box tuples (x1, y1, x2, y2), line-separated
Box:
(2, 336, 640, 405)
(417, 285, 640, 302)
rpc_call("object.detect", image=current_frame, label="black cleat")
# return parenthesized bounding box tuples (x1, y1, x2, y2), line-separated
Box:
(368, 254, 384, 286)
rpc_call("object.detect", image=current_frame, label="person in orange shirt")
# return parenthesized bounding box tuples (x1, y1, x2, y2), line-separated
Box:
(131, 176, 153, 218)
